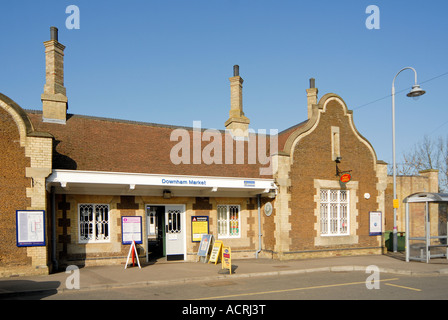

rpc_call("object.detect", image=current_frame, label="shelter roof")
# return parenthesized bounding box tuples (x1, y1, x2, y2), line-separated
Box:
(403, 192, 448, 203)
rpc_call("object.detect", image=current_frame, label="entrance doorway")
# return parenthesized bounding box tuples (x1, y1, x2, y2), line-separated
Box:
(146, 205, 186, 261)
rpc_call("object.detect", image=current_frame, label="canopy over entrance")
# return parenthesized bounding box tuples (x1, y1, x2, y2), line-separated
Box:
(46, 169, 277, 198)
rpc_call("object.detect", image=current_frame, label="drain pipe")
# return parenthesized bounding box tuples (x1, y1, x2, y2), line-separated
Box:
(256, 194, 262, 259)
(50, 186, 58, 272)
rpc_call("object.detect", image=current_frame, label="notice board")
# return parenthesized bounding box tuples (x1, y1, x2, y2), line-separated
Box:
(122, 216, 142, 244)
(191, 216, 209, 242)
(16, 210, 46, 247)
(369, 211, 382, 236)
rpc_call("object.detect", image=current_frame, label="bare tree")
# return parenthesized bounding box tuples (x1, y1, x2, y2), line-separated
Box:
(437, 136, 448, 192)
(398, 135, 448, 192)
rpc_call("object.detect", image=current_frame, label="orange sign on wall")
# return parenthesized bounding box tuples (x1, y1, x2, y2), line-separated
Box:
(340, 173, 351, 183)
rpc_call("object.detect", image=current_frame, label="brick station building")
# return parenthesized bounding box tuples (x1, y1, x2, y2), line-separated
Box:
(0, 27, 436, 276)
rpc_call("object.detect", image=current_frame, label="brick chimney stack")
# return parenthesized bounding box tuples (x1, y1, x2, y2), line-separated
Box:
(225, 65, 250, 137)
(41, 26, 68, 124)
(306, 78, 318, 119)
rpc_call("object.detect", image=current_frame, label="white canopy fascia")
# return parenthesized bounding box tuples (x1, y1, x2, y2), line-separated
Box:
(46, 169, 277, 198)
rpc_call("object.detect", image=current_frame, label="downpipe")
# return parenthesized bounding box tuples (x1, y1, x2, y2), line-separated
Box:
(256, 194, 262, 259)
(50, 186, 58, 272)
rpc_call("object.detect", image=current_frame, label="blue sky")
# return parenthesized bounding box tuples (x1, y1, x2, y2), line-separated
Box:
(1, 0, 447, 166)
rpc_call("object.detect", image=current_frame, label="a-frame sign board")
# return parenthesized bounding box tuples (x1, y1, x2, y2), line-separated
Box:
(208, 240, 223, 264)
(125, 240, 141, 269)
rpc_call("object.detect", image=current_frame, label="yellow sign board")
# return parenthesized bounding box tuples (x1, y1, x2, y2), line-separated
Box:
(393, 199, 399, 209)
(222, 246, 231, 274)
(191, 216, 209, 242)
(208, 240, 223, 264)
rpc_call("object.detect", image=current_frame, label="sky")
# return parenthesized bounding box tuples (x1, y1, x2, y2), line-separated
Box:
(1, 0, 447, 167)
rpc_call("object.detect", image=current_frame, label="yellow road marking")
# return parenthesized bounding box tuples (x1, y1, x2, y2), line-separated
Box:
(194, 278, 400, 300)
(385, 283, 422, 292)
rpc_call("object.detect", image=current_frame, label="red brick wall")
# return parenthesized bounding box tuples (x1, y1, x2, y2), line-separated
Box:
(288, 99, 380, 252)
(0, 107, 31, 266)
(261, 198, 276, 253)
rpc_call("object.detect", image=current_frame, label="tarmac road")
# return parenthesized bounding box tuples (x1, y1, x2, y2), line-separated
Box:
(2, 253, 448, 306)
(10, 270, 448, 300)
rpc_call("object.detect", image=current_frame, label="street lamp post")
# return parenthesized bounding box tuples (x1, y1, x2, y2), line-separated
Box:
(391, 67, 426, 252)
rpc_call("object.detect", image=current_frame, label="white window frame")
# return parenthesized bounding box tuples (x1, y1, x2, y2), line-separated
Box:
(78, 203, 111, 243)
(217, 205, 241, 239)
(319, 189, 349, 236)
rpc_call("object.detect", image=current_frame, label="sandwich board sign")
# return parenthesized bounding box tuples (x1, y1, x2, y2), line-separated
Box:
(197, 234, 213, 262)
(208, 240, 223, 264)
(222, 246, 232, 274)
(125, 240, 141, 269)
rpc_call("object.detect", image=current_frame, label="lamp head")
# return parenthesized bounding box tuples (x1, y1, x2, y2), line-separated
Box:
(163, 190, 172, 199)
(406, 84, 426, 99)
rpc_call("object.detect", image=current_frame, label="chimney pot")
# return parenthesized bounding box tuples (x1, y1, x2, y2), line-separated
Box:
(50, 26, 58, 41)
(309, 78, 315, 89)
(233, 65, 239, 77)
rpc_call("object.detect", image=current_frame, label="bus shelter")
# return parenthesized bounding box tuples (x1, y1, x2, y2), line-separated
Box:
(404, 192, 448, 263)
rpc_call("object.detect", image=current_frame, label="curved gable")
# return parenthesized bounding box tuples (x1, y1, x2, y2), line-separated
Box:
(0, 92, 53, 270)
(283, 93, 377, 164)
(0, 93, 35, 146)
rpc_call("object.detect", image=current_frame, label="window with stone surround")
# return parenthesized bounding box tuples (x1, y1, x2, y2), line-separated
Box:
(217, 205, 240, 238)
(320, 189, 349, 236)
(78, 204, 110, 243)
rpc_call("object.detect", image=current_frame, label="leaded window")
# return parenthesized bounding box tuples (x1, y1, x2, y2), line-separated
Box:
(320, 189, 349, 236)
(217, 205, 240, 238)
(167, 208, 182, 234)
(79, 204, 110, 243)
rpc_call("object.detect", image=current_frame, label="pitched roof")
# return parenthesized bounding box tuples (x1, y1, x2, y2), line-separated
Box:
(26, 111, 276, 179)
(277, 120, 308, 153)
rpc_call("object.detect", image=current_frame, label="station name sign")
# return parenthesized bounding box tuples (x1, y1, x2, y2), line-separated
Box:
(161, 178, 257, 188)
(162, 178, 207, 186)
